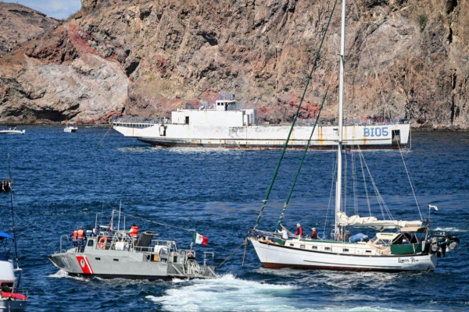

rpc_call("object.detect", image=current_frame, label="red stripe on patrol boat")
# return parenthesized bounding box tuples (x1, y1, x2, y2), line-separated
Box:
(76, 255, 94, 274)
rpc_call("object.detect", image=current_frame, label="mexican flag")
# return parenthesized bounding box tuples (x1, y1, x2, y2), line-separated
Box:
(192, 232, 208, 245)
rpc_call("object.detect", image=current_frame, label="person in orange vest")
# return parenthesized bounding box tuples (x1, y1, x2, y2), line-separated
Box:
(77, 226, 87, 252)
(70, 228, 78, 248)
(129, 224, 139, 240)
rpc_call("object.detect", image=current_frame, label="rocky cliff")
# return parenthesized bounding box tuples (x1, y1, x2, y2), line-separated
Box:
(0, 0, 468, 128)
(0, 2, 60, 56)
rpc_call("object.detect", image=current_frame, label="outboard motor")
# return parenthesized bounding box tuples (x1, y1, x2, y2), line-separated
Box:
(446, 236, 460, 250)
(429, 233, 460, 257)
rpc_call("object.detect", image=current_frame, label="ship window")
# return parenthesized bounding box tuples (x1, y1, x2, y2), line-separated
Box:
(312, 246, 318, 250)
(324, 247, 331, 251)
(88, 240, 94, 247)
(95, 257, 101, 260)
(300, 245, 305, 249)
(113, 259, 119, 262)
(343, 248, 349, 252)
(185, 116, 190, 124)
(289, 244, 294, 247)
(366, 250, 372, 253)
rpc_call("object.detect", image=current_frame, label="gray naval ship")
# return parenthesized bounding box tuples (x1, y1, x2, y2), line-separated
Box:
(49, 212, 217, 280)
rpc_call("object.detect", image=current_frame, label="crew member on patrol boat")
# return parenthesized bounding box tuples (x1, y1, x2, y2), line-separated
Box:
(295, 223, 303, 238)
(70, 228, 78, 248)
(77, 226, 87, 252)
(129, 224, 139, 242)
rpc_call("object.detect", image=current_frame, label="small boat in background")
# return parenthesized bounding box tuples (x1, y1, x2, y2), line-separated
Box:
(64, 122, 78, 133)
(0, 127, 25, 135)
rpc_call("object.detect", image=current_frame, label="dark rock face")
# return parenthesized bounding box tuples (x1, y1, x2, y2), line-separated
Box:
(0, 2, 60, 56)
(0, 0, 468, 128)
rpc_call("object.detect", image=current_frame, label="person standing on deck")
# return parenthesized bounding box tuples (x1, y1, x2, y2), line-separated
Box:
(311, 228, 318, 239)
(77, 226, 87, 252)
(295, 223, 303, 238)
(71, 228, 78, 248)
(129, 224, 139, 243)
(277, 225, 289, 240)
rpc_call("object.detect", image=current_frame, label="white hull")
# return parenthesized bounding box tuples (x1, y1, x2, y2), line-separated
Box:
(113, 123, 410, 149)
(0, 260, 27, 310)
(0, 130, 25, 135)
(250, 238, 437, 272)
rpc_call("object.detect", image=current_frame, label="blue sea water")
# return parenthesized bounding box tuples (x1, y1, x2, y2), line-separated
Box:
(0, 127, 468, 311)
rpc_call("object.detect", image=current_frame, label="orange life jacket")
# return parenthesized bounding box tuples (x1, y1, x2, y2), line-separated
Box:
(77, 229, 84, 239)
(72, 230, 78, 239)
(129, 225, 139, 237)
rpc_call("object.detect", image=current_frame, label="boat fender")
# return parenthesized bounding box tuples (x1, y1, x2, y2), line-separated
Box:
(98, 237, 107, 249)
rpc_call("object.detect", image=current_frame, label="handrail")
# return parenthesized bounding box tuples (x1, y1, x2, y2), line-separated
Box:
(59, 235, 70, 253)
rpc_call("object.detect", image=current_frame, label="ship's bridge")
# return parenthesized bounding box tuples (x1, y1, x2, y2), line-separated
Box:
(171, 94, 256, 127)
(215, 94, 237, 111)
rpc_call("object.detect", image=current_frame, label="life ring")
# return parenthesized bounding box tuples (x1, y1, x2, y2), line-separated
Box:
(98, 237, 107, 249)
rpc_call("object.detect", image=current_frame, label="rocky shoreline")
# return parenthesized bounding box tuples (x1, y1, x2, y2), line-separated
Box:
(1, 0, 468, 128)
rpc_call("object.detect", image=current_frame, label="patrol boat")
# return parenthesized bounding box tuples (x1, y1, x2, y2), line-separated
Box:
(49, 210, 217, 280)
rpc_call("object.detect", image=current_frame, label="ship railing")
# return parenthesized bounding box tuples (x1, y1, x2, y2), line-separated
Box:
(113, 116, 168, 126)
(59, 234, 71, 253)
(135, 239, 177, 254)
(203, 252, 215, 267)
(292, 118, 409, 127)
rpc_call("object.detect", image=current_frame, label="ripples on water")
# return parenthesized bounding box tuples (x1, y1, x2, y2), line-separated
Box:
(0, 127, 468, 311)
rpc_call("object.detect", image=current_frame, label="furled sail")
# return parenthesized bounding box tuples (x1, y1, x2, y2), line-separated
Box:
(337, 212, 422, 230)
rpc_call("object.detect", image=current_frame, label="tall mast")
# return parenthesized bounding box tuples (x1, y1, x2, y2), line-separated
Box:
(334, 0, 346, 238)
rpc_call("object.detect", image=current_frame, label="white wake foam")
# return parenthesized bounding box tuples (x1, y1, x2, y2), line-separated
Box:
(48, 269, 88, 282)
(433, 226, 466, 233)
(147, 274, 300, 312)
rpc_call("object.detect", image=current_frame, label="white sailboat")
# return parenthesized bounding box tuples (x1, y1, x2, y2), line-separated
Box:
(248, 0, 459, 272)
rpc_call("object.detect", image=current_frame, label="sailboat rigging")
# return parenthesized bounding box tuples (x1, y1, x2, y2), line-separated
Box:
(248, 0, 460, 272)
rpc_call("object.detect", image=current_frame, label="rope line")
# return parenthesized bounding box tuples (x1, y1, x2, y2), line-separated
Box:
(275, 81, 333, 230)
(218, 240, 247, 268)
(112, 210, 196, 232)
(96, 124, 114, 148)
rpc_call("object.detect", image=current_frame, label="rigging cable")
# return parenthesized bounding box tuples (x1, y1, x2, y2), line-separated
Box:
(253, 0, 339, 230)
(350, 0, 394, 120)
(113, 210, 196, 232)
(357, 147, 393, 220)
(396, 140, 422, 219)
(351, 147, 359, 215)
(323, 152, 337, 239)
(357, 147, 372, 215)
(275, 83, 332, 230)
